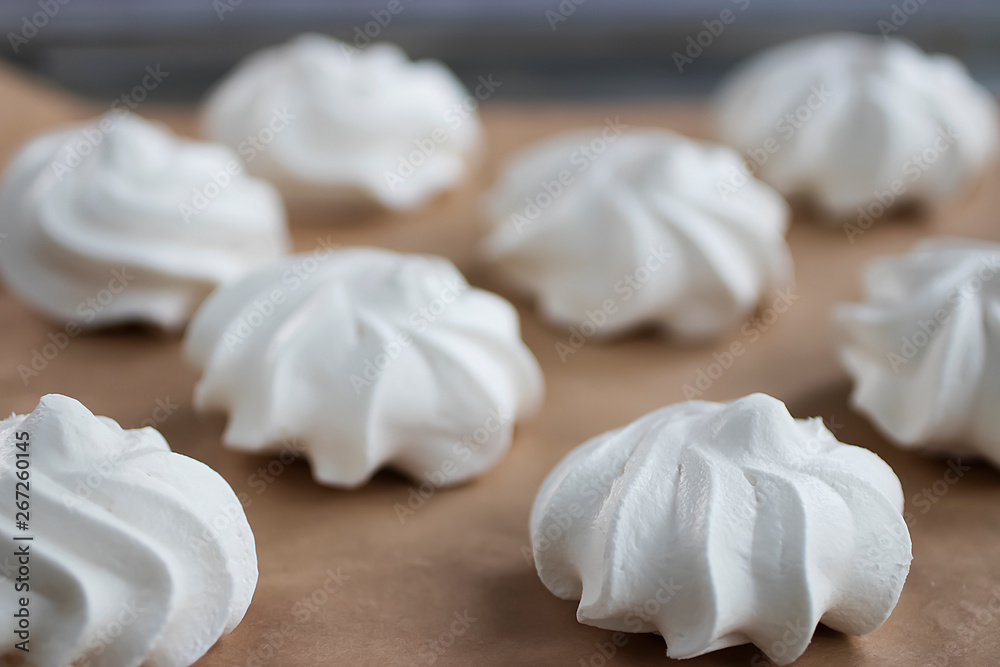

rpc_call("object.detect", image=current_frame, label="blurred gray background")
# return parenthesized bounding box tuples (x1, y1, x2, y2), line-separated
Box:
(1, 0, 998, 103)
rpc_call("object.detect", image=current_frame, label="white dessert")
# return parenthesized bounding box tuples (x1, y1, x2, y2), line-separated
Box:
(184, 247, 544, 487)
(0, 394, 257, 667)
(835, 237, 1000, 463)
(483, 128, 792, 340)
(714, 32, 999, 219)
(530, 393, 911, 665)
(202, 33, 482, 210)
(0, 112, 289, 332)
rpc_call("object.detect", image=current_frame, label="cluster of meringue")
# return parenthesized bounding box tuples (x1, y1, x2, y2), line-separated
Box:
(202, 33, 482, 209)
(184, 247, 544, 488)
(483, 128, 793, 340)
(0, 395, 257, 667)
(0, 32, 485, 331)
(836, 237, 1000, 464)
(714, 32, 998, 218)
(4, 26, 994, 667)
(0, 112, 289, 331)
(531, 393, 911, 665)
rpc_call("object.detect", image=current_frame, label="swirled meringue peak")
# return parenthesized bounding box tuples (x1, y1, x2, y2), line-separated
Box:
(835, 237, 1000, 463)
(483, 128, 792, 340)
(714, 32, 999, 219)
(201, 33, 482, 210)
(0, 394, 257, 667)
(0, 112, 289, 332)
(184, 247, 544, 488)
(530, 393, 911, 665)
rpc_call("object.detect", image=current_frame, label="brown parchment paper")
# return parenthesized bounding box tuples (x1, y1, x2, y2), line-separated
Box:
(2, 63, 1000, 667)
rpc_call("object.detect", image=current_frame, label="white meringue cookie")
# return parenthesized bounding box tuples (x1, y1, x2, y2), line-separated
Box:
(202, 33, 482, 210)
(530, 393, 911, 665)
(0, 394, 257, 667)
(184, 247, 544, 488)
(835, 237, 1000, 462)
(714, 32, 999, 218)
(0, 112, 289, 331)
(483, 128, 792, 340)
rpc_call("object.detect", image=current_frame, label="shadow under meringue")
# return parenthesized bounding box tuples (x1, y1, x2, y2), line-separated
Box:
(476, 566, 866, 666)
(787, 194, 930, 232)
